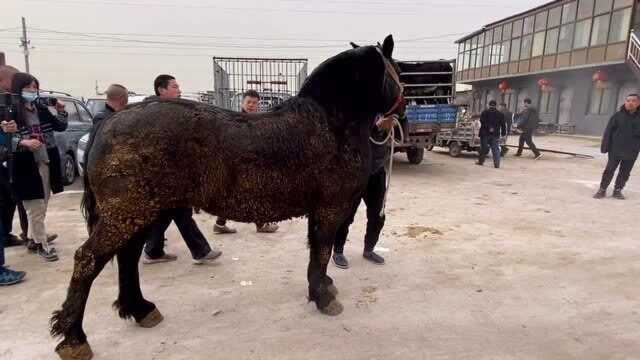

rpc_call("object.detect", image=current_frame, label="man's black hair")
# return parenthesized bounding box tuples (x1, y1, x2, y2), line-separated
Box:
(489, 100, 497, 107)
(154, 74, 175, 96)
(242, 89, 260, 100)
(627, 93, 640, 99)
(524, 98, 532, 105)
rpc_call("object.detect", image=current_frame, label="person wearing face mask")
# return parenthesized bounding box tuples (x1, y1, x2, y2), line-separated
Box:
(2, 73, 68, 262)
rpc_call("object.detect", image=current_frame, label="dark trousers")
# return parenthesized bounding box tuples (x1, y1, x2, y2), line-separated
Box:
(600, 154, 637, 191)
(516, 132, 540, 157)
(478, 135, 501, 167)
(144, 207, 211, 260)
(0, 167, 28, 239)
(334, 168, 387, 254)
(0, 218, 5, 267)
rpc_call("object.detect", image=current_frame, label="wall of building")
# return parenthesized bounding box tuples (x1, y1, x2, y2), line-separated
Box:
(468, 64, 639, 135)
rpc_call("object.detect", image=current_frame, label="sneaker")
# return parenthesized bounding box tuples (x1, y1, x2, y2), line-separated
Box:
(475, 161, 484, 166)
(38, 247, 59, 262)
(363, 251, 385, 265)
(47, 234, 58, 244)
(27, 240, 40, 253)
(593, 189, 606, 199)
(514, 153, 522, 157)
(213, 224, 237, 234)
(332, 253, 349, 269)
(5, 234, 26, 247)
(193, 249, 223, 265)
(142, 252, 178, 265)
(534, 153, 544, 160)
(0, 266, 26, 286)
(256, 223, 279, 233)
(613, 190, 626, 200)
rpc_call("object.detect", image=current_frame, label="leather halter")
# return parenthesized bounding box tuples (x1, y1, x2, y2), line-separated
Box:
(376, 47, 405, 117)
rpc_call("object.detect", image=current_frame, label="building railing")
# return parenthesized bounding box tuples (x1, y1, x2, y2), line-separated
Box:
(627, 31, 640, 73)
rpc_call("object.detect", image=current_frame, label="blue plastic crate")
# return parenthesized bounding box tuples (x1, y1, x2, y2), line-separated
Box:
(406, 105, 458, 124)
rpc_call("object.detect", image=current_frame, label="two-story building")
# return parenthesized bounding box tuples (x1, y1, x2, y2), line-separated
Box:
(455, 0, 640, 135)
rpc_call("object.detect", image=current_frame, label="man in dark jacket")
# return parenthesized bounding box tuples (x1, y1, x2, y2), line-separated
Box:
(477, 100, 506, 168)
(143, 74, 222, 265)
(332, 114, 396, 269)
(515, 98, 543, 160)
(594, 94, 640, 200)
(92, 84, 128, 126)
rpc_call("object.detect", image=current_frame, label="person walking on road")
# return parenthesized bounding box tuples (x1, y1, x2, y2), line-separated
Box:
(476, 100, 506, 168)
(515, 98, 543, 160)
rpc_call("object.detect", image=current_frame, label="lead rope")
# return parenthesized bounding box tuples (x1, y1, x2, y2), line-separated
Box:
(369, 115, 404, 217)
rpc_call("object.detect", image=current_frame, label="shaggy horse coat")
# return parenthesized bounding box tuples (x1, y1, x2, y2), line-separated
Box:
(50, 35, 402, 360)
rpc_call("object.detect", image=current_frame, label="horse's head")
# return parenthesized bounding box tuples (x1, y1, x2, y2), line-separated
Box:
(298, 35, 404, 126)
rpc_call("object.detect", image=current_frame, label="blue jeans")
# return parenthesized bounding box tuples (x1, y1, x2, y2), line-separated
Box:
(479, 136, 501, 167)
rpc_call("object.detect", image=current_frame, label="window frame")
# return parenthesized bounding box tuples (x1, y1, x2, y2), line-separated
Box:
(573, 18, 593, 49)
(608, 7, 632, 43)
(577, 0, 595, 19)
(545, 27, 560, 55)
(532, 31, 546, 57)
(590, 13, 611, 46)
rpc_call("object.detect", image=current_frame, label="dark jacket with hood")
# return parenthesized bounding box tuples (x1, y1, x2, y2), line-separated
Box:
(516, 106, 540, 133)
(601, 106, 640, 160)
(92, 103, 115, 126)
(479, 107, 506, 137)
(11, 103, 68, 200)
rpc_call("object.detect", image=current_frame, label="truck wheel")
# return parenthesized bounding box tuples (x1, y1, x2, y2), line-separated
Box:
(449, 142, 462, 157)
(407, 147, 425, 164)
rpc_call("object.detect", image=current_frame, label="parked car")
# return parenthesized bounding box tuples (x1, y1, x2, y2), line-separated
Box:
(38, 91, 93, 185)
(85, 98, 106, 116)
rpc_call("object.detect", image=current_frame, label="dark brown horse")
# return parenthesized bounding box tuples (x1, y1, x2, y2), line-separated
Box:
(50, 35, 403, 360)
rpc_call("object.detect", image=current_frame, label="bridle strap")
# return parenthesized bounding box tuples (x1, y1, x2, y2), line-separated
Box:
(376, 47, 404, 117)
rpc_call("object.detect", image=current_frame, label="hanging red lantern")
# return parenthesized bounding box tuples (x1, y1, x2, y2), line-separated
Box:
(498, 80, 510, 93)
(593, 70, 608, 89)
(537, 78, 553, 92)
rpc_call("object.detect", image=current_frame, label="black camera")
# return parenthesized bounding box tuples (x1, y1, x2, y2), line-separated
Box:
(0, 92, 19, 121)
(36, 96, 58, 107)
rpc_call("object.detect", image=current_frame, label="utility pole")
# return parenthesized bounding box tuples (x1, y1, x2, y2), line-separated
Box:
(20, 17, 30, 74)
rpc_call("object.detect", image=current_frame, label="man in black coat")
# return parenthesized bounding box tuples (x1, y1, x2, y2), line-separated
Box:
(515, 98, 543, 160)
(92, 84, 128, 126)
(477, 100, 506, 168)
(594, 93, 640, 200)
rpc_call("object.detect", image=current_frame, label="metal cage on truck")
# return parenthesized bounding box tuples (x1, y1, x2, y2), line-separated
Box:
(212, 57, 308, 111)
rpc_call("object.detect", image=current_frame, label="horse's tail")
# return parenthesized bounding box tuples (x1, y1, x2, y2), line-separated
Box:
(81, 119, 107, 234)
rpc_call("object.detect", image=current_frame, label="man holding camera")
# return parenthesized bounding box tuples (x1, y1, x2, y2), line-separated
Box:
(0, 65, 29, 247)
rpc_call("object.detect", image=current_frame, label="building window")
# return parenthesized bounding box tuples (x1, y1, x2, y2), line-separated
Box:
(589, 85, 615, 115)
(577, 0, 595, 19)
(562, 1, 578, 23)
(523, 16, 535, 34)
(574, 19, 592, 48)
(504, 92, 516, 112)
(535, 11, 548, 32)
(532, 31, 546, 57)
(559, 23, 575, 52)
(502, 41, 511, 63)
(614, 0, 633, 9)
(461, 52, 467, 70)
(483, 45, 491, 66)
(494, 26, 503, 43)
(491, 43, 501, 65)
(545, 27, 560, 54)
(521, 35, 533, 59)
(540, 91, 554, 114)
(484, 31, 493, 46)
(594, 0, 613, 15)
(609, 7, 632, 43)
(511, 38, 521, 61)
(478, 47, 485, 67)
(590, 14, 610, 46)
(548, 6, 562, 27)
(513, 19, 524, 37)
(503, 22, 513, 40)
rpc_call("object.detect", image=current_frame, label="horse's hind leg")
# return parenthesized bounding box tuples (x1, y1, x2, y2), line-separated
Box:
(113, 229, 163, 328)
(50, 219, 139, 360)
(307, 211, 343, 316)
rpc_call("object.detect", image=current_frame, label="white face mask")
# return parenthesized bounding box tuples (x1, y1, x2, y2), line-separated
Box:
(21, 90, 38, 103)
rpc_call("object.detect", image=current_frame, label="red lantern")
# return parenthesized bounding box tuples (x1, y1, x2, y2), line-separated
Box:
(593, 70, 608, 89)
(537, 78, 553, 92)
(498, 80, 510, 93)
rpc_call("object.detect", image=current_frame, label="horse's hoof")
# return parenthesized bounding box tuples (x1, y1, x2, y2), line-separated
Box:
(56, 342, 93, 360)
(137, 308, 164, 328)
(327, 284, 339, 296)
(320, 299, 344, 316)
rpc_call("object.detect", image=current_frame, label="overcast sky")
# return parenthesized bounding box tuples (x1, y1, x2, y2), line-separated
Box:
(1, 0, 548, 97)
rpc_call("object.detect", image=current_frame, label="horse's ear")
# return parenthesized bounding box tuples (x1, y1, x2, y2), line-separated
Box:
(350, 42, 360, 49)
(382, 35, 394, 58)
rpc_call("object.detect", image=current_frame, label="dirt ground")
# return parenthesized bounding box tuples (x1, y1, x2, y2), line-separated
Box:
(1, 135, 639, 360)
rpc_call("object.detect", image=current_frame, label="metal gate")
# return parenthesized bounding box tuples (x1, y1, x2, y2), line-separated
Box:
(213, 57, 308, 111)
